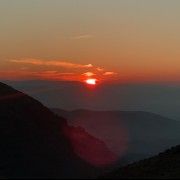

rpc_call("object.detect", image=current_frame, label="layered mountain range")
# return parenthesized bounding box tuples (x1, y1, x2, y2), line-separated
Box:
(3, 80, 180, 120)
(1, 81, 180, 178)
(52, 109, 180, 165)
(0, 82, 116, 178)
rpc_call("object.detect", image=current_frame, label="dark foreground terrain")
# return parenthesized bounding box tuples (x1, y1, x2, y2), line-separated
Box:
(1, 81, 179, 179)
(0, 82, 110, 179)
(101, 145, 180, 179)
(52, 108, 180, 164)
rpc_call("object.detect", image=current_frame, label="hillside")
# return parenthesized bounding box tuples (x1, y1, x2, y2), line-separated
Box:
(101, 145, 180, 179)
(52, 109, 180, 164)
(4, 80, 180, 120)
(0, 82, 110, 178)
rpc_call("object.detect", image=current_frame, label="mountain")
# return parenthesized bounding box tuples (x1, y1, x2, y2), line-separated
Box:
(0, 82, 116, 178)
(64, 125, 118, 167)
(52, 109, 180, 165)
(100, 144, 180, 179)
(2, 80, 180, 178)
(3, 80, 180, 121)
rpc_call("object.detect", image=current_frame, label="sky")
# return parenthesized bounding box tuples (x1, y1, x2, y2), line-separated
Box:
(0, 0, 180, 83)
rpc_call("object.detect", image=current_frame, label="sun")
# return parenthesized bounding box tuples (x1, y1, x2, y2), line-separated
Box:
(86, 79, 97, 85)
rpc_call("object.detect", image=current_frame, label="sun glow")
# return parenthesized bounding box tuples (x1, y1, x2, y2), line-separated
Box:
(86, 79, 97, 85)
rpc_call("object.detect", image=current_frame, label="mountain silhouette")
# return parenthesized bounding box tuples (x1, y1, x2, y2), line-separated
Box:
(0, 82, 116, 178)
(64, 125, 118, 167)
(4, 80, 180, 120)
(100, 144, 180, 179)
(52, 109, 180, 165)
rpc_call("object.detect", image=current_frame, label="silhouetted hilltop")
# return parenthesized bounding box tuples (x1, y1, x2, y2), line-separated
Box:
(52, 108, 180, 164)
(4, 80, 180, 120)
(0, 82, 103, 178)
(101, 145, 180, 179)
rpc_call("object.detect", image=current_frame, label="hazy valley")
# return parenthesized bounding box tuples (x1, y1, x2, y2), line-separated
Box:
(4, 80, 180, 121)
(0, 81, 180, 178)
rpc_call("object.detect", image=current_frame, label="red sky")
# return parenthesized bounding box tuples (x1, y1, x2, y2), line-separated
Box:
(0, 0, 180, 83)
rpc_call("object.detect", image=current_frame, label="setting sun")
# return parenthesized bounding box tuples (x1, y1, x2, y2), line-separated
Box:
(86, 79, 97, 85)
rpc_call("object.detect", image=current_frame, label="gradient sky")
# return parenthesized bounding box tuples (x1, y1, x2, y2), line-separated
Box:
(0, 0, 180, 83)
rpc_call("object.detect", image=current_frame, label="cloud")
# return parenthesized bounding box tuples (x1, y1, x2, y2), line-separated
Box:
(72, 34, 94, 40)
(104, 72, 117, 75)
(32, 71, 84, 81)
(85, 64, 93, 67)
(96, 68, 104, 72)
(0, 69, 79, 81)
(10, 59, 93, 69)
(45, 61, 93, 68)
(7, 58, 118, 82)
(32, 71, 76, 80)
(82, 72, 96, 77)
(11, 59, 43, 65)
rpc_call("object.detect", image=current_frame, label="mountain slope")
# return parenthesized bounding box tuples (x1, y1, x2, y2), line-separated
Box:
(52, 109, 180, 164)
(64, 125, 118, 167)
(101, 145, 180, 179)
(0, 82, 102, 178)
(4, 80, 180, 120)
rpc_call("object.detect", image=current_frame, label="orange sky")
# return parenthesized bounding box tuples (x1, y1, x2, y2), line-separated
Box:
(0, 0, 180, 83)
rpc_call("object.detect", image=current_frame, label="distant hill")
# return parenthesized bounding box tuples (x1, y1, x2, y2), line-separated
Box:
(100, 145, 180, 179)
(52, 109, 180, 165)
(0, 82, 116, 178)
(3, 80, 180, 120)
(64, 125, 118, 167)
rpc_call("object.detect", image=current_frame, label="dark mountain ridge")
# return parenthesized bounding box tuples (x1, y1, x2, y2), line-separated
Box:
(101, 144, 180, 179)
(0, 82, 107, 178)
(3, 80, 180, 120)
(52, 108, 180, 165)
